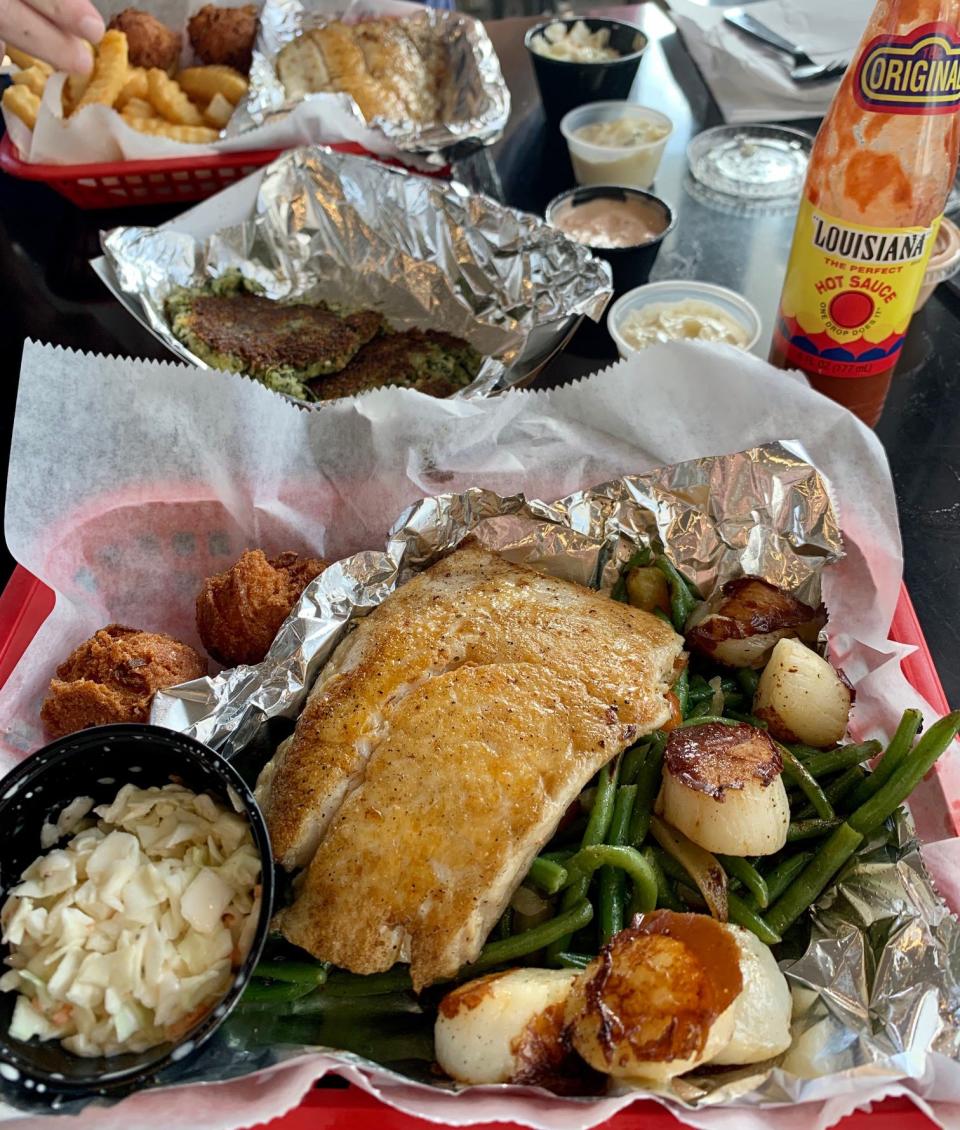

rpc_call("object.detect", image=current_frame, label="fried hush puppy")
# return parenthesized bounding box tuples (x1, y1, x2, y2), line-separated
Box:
(196, 550, 328, 668)
(40, 625, 207, 739)
(188, 4, 258, 73)
(107, 9, 182, 73)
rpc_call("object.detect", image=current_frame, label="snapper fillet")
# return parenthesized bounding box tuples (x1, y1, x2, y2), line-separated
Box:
(255, 541, 683, 989)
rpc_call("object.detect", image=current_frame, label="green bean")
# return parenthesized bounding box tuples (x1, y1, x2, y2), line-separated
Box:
(654, 556, 699, 632)
(848, 710, 960, 836)
(687, 676, 714, 705)
(718, 855, 769, 908)
(564, 844, 657, 919)
(801, 740, 882, 779)
(787, 817, 843, 842)
(654, 609, 673, 627)
(241, 980, 318, 1005)
(676, 884, 706, 911)
(674, 667, 690, 719)
(470, 900, 594, 974)
(676, 714, 738, 729)
(846, 710, 923, 809)
(766, 823, 864, 934)
(252, 961, 329, 986)
(324, 968, 414, 997)
(620, 742, 649, 787)
(720, 676, 739, 697)
(649, 814, 727, 921)
(737, 669, 760, 698)
(556, 952, 593, 970)
(727, 891, 781, 944)
(598, 785, 638, 944)
(539, 849, 574, 864)
(527, 856, 569, 895)
(779, 746, 834, 820)
(686, 701, 716, 721)
(795, 765, 866, 819)
(751, 851, 814, 908)
(494, 907, 513, 940)
(649, 844, 689, 884)
(629, 734, 665, 845)
(612, 549, 651, 603)
(643, 846, 683, 912)
(724, 709, 768, 727)
(546, 760, 620, 961)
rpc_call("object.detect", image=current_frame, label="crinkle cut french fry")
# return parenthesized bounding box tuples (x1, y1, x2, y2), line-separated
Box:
(116, 67, 149, 109)
(202, 91, 233, 128)
(76, 30, 129, 110)
(2, 85, 40, 130)
(62, 43, 95, 115)
(12, 67, 47, 98)
(120, 97, 157, 120)
(126, 117, 219, 143)
(146, 68, 205, 126)
(6, 47, 53, 75)
(176, 65, 248, 106)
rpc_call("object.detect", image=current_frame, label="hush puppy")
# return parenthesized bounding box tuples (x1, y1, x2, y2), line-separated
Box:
(196, 549, 327, 668)
(41, 625, 207, 739)
(188, 4, 258, 72)
(107, 9, 182, 72)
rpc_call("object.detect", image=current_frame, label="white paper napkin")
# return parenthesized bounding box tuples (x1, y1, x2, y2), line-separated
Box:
(668, 0, 873, 124)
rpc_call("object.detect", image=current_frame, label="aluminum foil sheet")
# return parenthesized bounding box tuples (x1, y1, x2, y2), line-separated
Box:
(98, 146, 612, 401)
(228, 0, 510, 161)
(144, 441, 960, 1116)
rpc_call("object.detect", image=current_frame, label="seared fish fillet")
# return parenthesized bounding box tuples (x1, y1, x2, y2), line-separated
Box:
(257, 543, 682, 989)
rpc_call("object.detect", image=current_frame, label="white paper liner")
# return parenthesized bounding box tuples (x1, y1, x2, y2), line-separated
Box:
(1, 340, 959, 1128)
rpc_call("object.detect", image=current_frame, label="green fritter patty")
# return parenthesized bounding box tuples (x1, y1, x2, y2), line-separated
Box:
(307, 329, 483, 401)
(164, 274, 483, 402)
(166, 284, 384, 398)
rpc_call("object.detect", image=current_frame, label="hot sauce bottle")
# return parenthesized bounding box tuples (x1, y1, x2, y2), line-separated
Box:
(770, 0, 960, 425)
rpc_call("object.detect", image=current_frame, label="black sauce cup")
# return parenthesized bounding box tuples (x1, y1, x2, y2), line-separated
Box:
(0, 724, 274, 1109)
(546, 185, 676, 297)
(525, 17, 649, 125)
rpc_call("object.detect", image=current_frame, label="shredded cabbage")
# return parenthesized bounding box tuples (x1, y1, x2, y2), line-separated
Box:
(0, 783, 261, 1057)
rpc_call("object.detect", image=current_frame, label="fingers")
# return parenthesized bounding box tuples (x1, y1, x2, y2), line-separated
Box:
(0, 0, 103, 72)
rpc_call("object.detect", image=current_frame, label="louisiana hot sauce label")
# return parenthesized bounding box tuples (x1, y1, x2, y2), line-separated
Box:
(774, 202, 940, 379)
(854, 22, 960, 114)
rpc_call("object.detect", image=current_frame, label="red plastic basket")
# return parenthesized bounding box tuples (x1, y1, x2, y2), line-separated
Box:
(0, 133, 448, 208)
(0, 565, 949, 1130)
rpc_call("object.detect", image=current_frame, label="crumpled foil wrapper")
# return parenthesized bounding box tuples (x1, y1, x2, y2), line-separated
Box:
(98, 145, 612, 400)
(143, 441, 960, 1115)
(228, 0, 510, 163)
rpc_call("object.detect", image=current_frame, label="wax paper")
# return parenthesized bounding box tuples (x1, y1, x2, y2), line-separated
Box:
(1, 339, 959, 1129)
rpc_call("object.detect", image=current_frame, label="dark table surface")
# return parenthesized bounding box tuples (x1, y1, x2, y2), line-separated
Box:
(1, 1, 959, 706)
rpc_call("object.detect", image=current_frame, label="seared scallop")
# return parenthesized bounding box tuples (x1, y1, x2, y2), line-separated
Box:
(708, 924, 793, 1066)
(753, 637, 852, 748)
(686, 577, 826, 669)
(434, 968, 594, 1092)
(565, 911, 742, 1081)
(659, 722, 789, 856)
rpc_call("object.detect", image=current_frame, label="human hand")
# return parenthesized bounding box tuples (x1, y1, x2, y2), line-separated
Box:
(1, 0, 104, 74)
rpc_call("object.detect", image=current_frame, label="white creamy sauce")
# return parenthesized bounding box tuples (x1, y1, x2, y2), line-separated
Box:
(619, 299, 749, 350)
(574, 118, 668, 148)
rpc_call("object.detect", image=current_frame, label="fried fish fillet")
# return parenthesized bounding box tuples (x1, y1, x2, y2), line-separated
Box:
(256, 543, 683, 989)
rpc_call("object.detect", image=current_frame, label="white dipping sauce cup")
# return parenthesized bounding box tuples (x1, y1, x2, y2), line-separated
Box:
(560, 102, 674, 189)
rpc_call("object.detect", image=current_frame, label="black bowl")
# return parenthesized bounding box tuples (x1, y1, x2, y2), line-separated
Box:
(524, 18, 648, 125)
(0, 724, 274, 1107)
(546, 185, 676, 298)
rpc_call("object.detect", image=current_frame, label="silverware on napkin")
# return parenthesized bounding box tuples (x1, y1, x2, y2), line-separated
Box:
(723, 6, 848, 83)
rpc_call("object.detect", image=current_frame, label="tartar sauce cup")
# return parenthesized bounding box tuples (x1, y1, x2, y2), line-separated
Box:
(560, 102, 674, 190)
(525, 17, 648, 124)
(607, 280, 763, 359)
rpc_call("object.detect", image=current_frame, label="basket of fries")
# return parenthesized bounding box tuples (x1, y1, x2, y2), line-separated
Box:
(0, 16, 450, 208)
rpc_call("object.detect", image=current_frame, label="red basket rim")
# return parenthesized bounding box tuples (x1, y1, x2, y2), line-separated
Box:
(0, 131, 285, 183)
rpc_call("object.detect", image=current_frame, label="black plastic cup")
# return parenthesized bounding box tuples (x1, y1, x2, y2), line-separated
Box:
(545, 185, 676, 298)
(525, 17, 648, 125)
(0, 724, 274, 1109)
